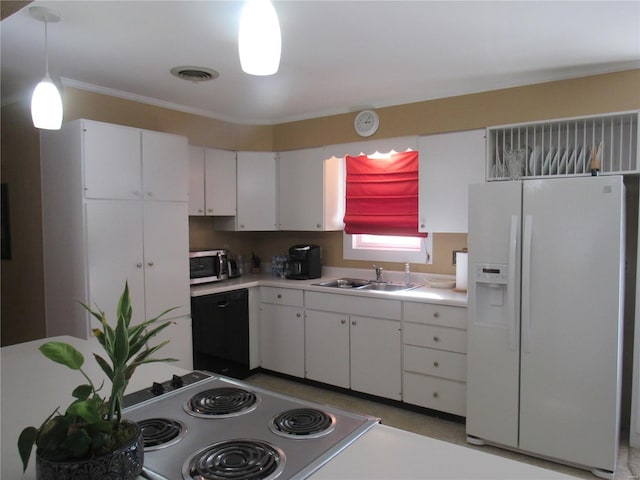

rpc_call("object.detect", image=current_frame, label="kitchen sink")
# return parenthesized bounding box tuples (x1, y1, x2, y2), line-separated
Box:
(360, 282, 422, 292)
(312, 278, 422, 292)
(313, 278, 371, 289)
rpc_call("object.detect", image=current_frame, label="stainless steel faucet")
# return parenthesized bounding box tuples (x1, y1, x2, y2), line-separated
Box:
(373, 265, 383, 282)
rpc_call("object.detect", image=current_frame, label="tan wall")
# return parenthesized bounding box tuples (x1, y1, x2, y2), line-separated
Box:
(2, 70, 640, 346)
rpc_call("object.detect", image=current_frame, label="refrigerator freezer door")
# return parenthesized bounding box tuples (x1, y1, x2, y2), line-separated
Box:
(519, 176, 624, 472)
(466, 181, 521, 448)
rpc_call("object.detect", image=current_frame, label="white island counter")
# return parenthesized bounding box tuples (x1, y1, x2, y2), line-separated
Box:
(2, 336, 575, 479)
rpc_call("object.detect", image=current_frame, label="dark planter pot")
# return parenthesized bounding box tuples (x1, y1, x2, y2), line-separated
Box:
(35, 422, 144, 480)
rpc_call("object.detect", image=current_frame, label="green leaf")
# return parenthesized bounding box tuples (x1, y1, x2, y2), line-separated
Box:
(66, 398, 102, 424)
(18, 427, 37, 472)
(117, 282, 133, 328)
(72, 384, 93, 400)
(39, 342, 84, 370)
(93, 353, 114, 380)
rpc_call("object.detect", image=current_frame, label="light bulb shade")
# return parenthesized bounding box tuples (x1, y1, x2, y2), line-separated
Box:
(31, 77, 63, 130)
(239, 0, 281, 76)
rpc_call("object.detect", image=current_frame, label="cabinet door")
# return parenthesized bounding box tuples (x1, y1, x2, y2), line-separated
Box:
(142, 130, 189, 202)
(259, 303, 304, 377)
(350, 315, 401, 400)
(205, 148, 237, 216)
(142, 201, 190, 319)
(305, 310, 350, 388)
(279, 149, 344, 231)
(188, 146, 206, 215)
(85, 200, 146, 319)
(418, 129, 485, 233)
(278, 148, 323, 230)
(83, 121, 141, 200)
(236, 152, 277, 230)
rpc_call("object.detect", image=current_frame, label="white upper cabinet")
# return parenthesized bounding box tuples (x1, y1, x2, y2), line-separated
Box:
(214, 151, 277, 231)
(83, 119, 188, 202)
(83, 120, 141, 199)
(188, 146, 237, 216)
(205, 148, 237, 216)
(40, 119, 191, 341)
(188, 146, 206, 215)
(278, 148, 344, 231)
(418, 129, 486, 233)
(141, 130, 189, 202)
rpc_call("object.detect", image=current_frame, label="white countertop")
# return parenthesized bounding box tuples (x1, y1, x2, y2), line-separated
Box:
(1, 336, 576, 479)
(191, 267, 468, 307)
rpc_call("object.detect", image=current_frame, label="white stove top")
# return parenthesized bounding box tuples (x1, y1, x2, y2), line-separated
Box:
(122, 371, 379, 480)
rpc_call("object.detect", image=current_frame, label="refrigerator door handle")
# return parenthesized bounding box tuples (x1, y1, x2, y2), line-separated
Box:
(522, 214, 533, 353)
(508, 215, 519, 351)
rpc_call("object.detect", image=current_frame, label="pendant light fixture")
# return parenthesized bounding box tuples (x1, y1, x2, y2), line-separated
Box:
(30, 6, 63, 130)
(238, 0, 281, 76)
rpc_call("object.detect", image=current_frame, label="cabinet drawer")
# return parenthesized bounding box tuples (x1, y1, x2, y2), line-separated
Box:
(403, 371, 466, 416)
(403, 301, 466, 329)
(403, 345, 466, 382)
(260, 287, 303, 307)
(403, 323, 467, 353)
(305, 291, 401, 320)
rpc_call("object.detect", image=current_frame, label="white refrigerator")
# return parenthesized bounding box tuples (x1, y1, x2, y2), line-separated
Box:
(466, 175, 625, 479)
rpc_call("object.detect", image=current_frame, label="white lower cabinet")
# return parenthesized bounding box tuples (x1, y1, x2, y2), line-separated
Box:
(402, 301, 467, 416)
(259, 287, 305, 377)
(304, 291, 402, 401)
(305, 310, 350, 388)
(350, 315, 401, 400)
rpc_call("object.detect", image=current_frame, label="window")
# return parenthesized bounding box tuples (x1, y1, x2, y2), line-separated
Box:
(343, 232, 432, 263)
(343, 151, 424, 237)
(341, 147, 432, 263)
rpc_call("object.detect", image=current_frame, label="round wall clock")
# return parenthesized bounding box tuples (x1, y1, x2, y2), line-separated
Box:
(354, 110, 379, 137)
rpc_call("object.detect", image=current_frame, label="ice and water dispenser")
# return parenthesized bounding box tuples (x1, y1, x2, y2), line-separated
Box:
(472, 263, 510, 328)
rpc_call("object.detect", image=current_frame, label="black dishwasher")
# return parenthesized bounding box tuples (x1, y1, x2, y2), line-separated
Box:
(191, 288, 250, 379)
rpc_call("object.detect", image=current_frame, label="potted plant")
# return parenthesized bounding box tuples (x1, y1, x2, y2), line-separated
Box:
(18, 282, 178, 480)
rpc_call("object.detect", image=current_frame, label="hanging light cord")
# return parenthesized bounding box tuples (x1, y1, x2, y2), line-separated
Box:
(43, 18, 50, 78)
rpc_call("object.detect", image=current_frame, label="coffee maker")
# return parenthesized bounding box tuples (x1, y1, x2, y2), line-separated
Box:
(286, 244, 322, 280)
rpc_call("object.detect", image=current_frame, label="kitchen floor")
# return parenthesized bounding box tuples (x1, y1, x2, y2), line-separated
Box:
(245, 372, 639, 480)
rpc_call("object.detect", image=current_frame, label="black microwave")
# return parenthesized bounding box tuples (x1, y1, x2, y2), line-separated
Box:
(189, 250, 229, 285)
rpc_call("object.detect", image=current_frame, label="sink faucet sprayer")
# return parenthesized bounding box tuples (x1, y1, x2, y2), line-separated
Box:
(373, 265, 383, 282)
(404, 263, 411, 284)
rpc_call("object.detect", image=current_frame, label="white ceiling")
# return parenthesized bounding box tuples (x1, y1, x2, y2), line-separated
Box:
(2, 1, 639, 125)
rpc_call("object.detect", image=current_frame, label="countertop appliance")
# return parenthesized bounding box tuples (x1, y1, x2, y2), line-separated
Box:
(189, 249, 228, 285)
(122, 371, 379, 480)
(286, 244, 321, 280)
(466, 176, 625, 479)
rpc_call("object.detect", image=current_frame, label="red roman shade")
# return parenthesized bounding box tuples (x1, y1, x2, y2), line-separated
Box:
(343, 151, 426, 237)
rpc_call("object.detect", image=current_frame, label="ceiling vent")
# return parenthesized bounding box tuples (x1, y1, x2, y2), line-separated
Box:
(170, 66, 219, 82)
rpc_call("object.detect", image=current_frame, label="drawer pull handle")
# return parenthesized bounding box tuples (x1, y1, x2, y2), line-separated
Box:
(433, 392, 439, 398)
(296, 313, 301, 318)
(340, 319, 346, 324)
(277, 294, 282, 299)
(433, 336, 440, 342)
(433, 312, 440, 318)
(433, 361, 439, 367)
(352, 320, 357, 326)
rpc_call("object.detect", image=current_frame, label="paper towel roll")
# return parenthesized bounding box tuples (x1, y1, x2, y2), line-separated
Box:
(455, 252, 468, 292)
